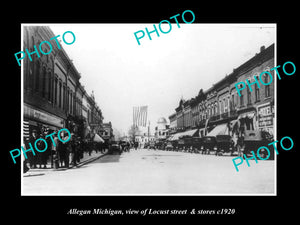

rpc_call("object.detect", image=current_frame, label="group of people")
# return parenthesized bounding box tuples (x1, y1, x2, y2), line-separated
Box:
(24, 127, 96, 170)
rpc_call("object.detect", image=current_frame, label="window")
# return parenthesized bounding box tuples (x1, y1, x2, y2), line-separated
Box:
(34, 61, 40, 92)
(47, 72, 52, 101)
(58, 81, 62, 108)
(42, 67, 46, 98)
(54, 77, 58, 106)
(240, 90, 244, 106)
(63, 85, 66, 110)
(265, 74, 271, 97)
(247, 81, 251, 105)
(255, 82, 260, 102)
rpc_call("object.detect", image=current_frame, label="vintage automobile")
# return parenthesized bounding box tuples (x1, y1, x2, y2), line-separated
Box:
(165, 142, 173, 151)
(177, 136, 194, 152)
(243, 130, 274, 160)
(202, 136, 217, 154)
(149, 141, 156, 149)
(215, 135, 234, 156)
(191, 137, 203, 153)
(108, 141, 122, 155)
(154, 140, 165, 150)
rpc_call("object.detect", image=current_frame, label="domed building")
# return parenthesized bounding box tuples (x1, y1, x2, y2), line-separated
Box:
(155, 117, 169, 140)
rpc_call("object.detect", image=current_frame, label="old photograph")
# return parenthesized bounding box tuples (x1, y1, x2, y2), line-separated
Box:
(21, 23, 276, 195)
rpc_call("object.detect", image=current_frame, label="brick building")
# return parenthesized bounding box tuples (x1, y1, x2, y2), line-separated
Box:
(23, 26, 104, 139)
(169, 43, 275, 137)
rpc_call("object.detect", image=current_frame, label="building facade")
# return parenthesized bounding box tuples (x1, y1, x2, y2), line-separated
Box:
(168, 44, 275, 137)
(154, 117, 169, 140)
(23, 26, 104, 140)
(168, 113, 177, 134)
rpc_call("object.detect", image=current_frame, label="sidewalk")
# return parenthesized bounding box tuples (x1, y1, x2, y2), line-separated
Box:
(24, 150, 106, 174)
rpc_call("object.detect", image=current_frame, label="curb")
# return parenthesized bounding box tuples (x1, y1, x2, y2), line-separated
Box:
(70, 153, 108, 169)
(24, 153, 108, 174)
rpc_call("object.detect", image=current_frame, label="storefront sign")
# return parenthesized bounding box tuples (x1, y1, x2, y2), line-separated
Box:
(24, 104, 64, 128)
(257, 104, 273, 127)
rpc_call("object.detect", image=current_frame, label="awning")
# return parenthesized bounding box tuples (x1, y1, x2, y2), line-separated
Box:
(238, 112, 256, 119)
(180, 129, 199, 137)
(206, 123, 229, 137)
(83, 126, 91, 138)
(169, 133, 181, 141)
(168, 129, 199, 141)
(93, 133, 105, 143)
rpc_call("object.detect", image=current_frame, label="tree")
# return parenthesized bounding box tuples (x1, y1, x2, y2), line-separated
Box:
(127, 125, 141, 142)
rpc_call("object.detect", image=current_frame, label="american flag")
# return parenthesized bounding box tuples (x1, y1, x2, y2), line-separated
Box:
(133, 106, 148, 127)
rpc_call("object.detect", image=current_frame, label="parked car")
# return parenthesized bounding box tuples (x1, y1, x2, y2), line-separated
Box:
(191, 137, 203, 153)
(165, 142, 173, 151)
(149, 141, 156, 149)
(108, 141, 122, 155)
(215, 135, 234, 156)
(243, 130, 274, 160)
(202, 136, 217, 154)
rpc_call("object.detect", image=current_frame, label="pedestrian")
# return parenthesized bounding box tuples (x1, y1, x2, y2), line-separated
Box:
(70, 133, 78, 166)
(51, 132, 59, 168)
(41, 128, 52, 169)
(38, 131, 47, 169)
(77, 137, 83, 162)
(57, 131, 69, 168)
(23, 136, 30, 173)
(63, 133, 70, 168)
(28, 129, 39, 168)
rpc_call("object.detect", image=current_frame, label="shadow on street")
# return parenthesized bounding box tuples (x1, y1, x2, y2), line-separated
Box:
(90, 154, 121, 164)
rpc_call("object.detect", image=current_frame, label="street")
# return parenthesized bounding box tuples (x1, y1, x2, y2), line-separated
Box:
(22, 149, 275, 195)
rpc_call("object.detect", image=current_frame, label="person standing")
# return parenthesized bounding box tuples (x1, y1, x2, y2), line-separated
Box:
(40, 128, 52, 169)
(28, 129, 39, 168)
(70, 133, 78, 166)
(57, 132, 67, 168)
(63, 132, 70, 168)
(51, 132, 59, 168)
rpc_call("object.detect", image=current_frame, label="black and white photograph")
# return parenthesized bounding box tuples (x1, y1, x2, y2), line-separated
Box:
(21, 23, 276, 195)
(4, 3, 300, 221)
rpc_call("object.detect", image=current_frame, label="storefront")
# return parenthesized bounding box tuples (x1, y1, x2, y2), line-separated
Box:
(257, 102, 274, 136)
(236, 106, 257, 134)
(23, 103, 65, 139)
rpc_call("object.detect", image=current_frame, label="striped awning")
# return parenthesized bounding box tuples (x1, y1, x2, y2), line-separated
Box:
(206, 123, 229, 137)
(23, 120, 30, 139)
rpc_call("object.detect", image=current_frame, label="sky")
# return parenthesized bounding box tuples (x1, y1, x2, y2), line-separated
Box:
(50, 23, 275, 136)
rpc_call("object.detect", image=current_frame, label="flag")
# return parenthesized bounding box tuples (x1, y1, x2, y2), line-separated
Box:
(133, 106, 148, 127)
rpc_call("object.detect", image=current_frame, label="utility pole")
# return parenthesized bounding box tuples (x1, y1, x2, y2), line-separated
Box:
(148, 120, 150, 142)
